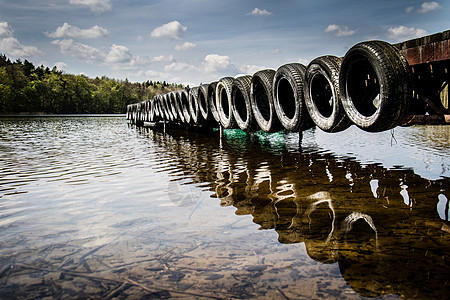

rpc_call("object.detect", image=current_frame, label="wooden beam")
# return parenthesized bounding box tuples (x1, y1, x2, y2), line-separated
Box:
(395, 30, 450, 66)
(401, 114, 450, 126)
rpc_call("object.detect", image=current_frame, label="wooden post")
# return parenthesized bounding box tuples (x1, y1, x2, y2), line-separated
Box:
(219, 126, 223, 149)
(299, 130, 303, 151)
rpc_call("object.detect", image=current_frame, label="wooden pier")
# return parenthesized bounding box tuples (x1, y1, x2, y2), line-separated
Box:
(128, 30, 449, 132)
(396, 30, 449, 125)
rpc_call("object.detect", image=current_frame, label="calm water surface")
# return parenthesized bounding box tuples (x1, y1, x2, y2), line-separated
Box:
(0, 116, 449, 299)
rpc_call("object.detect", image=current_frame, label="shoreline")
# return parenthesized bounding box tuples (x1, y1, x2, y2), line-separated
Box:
(0, 113, 125, 117)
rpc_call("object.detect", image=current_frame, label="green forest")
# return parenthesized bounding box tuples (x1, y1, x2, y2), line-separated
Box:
(0, 54, 183, 114)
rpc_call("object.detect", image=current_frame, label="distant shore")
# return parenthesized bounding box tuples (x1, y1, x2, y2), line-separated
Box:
(0, 113, 125, 117)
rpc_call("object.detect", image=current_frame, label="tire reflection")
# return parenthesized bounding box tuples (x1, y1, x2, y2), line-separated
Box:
(136, 124, 450, 299)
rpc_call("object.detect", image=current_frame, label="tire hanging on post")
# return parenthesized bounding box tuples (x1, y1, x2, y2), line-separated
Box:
(251, 69, 282, 132)
(165, 93, 174, 122)
(169, 92, 178, 122)
(304, 56, 351, 132)
(189, 86, 200, 124)
(175, 90, 186, 123)
(180, 89, 191, 124)
(339, 40, 412, 132)
(208, 82, 221, 126)
(216, 77, 236, 129)
(149, 98, 155, 122)
(273, 63, 311, 131)
(198, 84, 210, 122)
(231, 75, 255, 131)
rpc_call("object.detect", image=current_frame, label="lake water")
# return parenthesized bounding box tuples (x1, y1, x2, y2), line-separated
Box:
(0, 116, 449, 299)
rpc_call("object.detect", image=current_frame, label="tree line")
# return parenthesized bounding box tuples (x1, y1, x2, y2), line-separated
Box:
(0, 54, 183, 114)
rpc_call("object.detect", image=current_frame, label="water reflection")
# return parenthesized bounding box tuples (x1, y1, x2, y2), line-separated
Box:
(140, 124, 450, 299)
(1, 117, 449, 298)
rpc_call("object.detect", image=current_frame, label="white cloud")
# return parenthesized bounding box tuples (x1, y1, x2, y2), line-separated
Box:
(150, 21, 187, 40)
(105, 44, 133, 63)
(46, 23, 109, 39)
(298, 58, 309, 65)
(247, 8, 272, 16)
(174, 42, 196, 51)
(164, 62, 195, 72)
(52, 39, 104, 61)
(0, 21, 13, 37)
(151, 55, 174, 62)
(417, 1, 442, 13)
(145, 69, 168, 79)
(0, 22, 42, 57)
(387, 26, 427, 40)
(69, 0, 112, 12)
(202, 54, 233, 73)
(325, 24, 355, 37)
(405, 6, 414, 13)
(237, 64, 265, 75)
(0, 37, 42, 57)
(54, 61, 68, 71)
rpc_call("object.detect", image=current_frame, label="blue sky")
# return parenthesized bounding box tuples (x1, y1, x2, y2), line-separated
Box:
(1, 0, 448, 86)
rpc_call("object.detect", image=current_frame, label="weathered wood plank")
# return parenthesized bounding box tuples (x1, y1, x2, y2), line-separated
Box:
(401, 114, 450, 126)
(395, 30, 450, 65)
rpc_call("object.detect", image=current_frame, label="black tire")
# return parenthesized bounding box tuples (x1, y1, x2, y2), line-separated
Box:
(128, 104, 134, 122)
(339, 40, 412, 132)
(126, 104, 131, 120)
(273, 63, 311, 131)
(175, 90, 186, 123)
(157, 94, 166, 120)
(189, 86, 200, 124)
(251, 69, 282, 132)
(179, 89, 191, 124)
(161, 94, 170, 121)
(169, 92, 178, 121)
(216, 77, 236, 129)
(198, 84, 210, 121)
(231, 75, 256, 131)
(136, 102, 144, 126)
(149, 98, 155, 122)
(164, 93, 175, 122)
(144, 100, 149, 122)
(208, 82, 221, 125)
(155, 95, 162, 119)
(305, 56, 351, 132)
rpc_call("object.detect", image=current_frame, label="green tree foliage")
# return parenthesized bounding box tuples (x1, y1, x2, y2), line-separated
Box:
(0, 54, 184, 114)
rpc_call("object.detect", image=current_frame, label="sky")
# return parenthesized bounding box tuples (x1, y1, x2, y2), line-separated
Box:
(0, 0, 448, 86)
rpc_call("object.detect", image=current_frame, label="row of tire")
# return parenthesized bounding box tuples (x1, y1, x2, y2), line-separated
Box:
(127, 40, 412, 133)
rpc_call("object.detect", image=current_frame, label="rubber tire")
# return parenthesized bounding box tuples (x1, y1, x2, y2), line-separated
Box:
(165, 93, 175, 122)
(189, 86, 200, 124)
(251, 69, 282, 132)
(179, 89, 191, 124)
(155, 95, 162, 119)
(304, 56, 351, 132)
(273, 63, 311, 131)
(208, 82, 221, 125)
(175, 90, 186, 123)
(216, 77, 236, 129)
(149, 98, 155, 122)
(168, 92, 178, 121)
(159, 94, 167, 121)
(339, 40, 411, 132)
(231, 75, 255, 131)
(145, 100, 150, 122)
(198, 84, 210, 121)
(160, 94, 169, 121)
